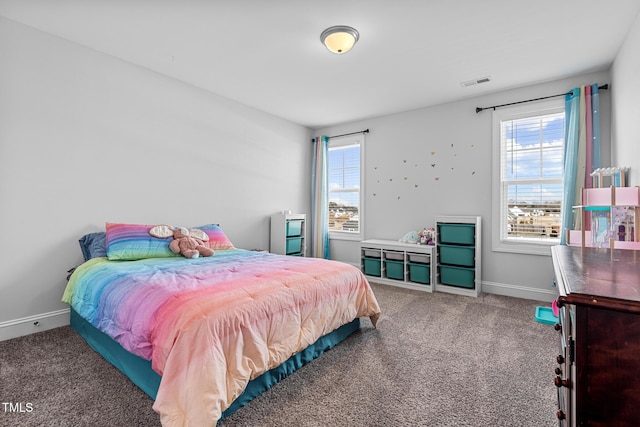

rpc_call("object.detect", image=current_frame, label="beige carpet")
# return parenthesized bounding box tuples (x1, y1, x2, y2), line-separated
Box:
(0, 283, 558, 426)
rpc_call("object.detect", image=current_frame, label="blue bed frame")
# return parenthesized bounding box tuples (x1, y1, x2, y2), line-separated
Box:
(70, 308, 360, 421)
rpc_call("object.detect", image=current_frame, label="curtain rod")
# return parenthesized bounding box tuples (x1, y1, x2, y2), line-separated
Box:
(475, 84, 608, 114)
(311, 128, 369, 142)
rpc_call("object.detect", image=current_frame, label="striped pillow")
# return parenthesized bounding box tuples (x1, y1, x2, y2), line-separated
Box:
(105, 222, 178, 261)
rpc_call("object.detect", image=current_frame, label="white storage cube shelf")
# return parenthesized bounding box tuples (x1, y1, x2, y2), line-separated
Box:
(270, 213, 306, 256)
(360, 239, 436, 292)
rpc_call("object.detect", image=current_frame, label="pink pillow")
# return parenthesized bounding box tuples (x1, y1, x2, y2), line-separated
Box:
(197, 224, 235, 250)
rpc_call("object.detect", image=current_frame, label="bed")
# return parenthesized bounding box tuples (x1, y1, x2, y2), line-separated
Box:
(62, 223, 381, 426)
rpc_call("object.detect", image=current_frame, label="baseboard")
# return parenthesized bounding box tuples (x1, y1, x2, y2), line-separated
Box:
(0, 308, 70, 342)
(481, 280, 556, 302)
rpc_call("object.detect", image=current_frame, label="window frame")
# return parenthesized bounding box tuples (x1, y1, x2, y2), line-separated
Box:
(327, 134, 365, 242)
(491, 99, 565, 256)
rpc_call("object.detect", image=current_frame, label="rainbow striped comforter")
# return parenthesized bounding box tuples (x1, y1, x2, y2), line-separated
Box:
(62, 249, 381, 426)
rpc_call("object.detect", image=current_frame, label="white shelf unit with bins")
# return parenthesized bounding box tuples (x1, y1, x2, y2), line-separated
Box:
(360, 239, 436, 292)
(270, 213, 306, 256)
(435, 216, 481, 297)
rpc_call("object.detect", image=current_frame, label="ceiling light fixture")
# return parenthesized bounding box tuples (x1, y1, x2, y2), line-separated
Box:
(320, 25, 359, 54)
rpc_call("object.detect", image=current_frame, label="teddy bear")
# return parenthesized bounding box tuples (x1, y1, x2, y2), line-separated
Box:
(149, 224, 215, 258)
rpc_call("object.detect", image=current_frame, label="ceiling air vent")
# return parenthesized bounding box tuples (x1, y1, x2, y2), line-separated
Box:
(460, 76, 492, 88)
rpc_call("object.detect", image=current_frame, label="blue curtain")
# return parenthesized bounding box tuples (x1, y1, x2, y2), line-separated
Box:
(560, 84, 601, 245)
(311, 136, 330, 259)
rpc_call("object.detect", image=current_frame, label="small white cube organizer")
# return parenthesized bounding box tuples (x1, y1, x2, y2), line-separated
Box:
(360, 239, 436, 292)
(270, 213, 306, 256)
(435, 215, 482, 297)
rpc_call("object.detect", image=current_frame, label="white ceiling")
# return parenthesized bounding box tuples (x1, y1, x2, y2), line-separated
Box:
(1, 1, 639, 129)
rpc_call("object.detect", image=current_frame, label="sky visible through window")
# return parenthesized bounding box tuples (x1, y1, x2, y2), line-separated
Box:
(503, 112, 564, 206)
(328, 146, 360, 204)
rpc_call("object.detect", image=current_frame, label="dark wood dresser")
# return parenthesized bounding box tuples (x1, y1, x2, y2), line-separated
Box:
(551, 245, 640, 427)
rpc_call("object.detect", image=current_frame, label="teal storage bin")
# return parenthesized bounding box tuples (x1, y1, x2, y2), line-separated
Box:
(286, 237, 303, 254)
(362, 257, 381, 277)
(439, 265, 475, 288)
(408, 262, 430, 284)
(384, 260, 405, 280)
(439, 244, 475, 267)
(438, 223, 475, 245)
(286, 220, 304, 237)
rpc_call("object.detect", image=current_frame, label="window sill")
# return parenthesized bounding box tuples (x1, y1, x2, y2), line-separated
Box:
(492, 239, 556, 256)
(329, 232, 363, 242)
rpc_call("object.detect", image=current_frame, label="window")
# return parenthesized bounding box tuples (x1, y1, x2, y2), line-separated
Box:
(492, 100, 565, 255)
(327, 134, 363, 239)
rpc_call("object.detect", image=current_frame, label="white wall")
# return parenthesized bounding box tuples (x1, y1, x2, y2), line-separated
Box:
(611, 10, 640, 185)
(317, 70, 611, 302)
(2, 10, 638, 339)
(0, 18, 312, 338)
